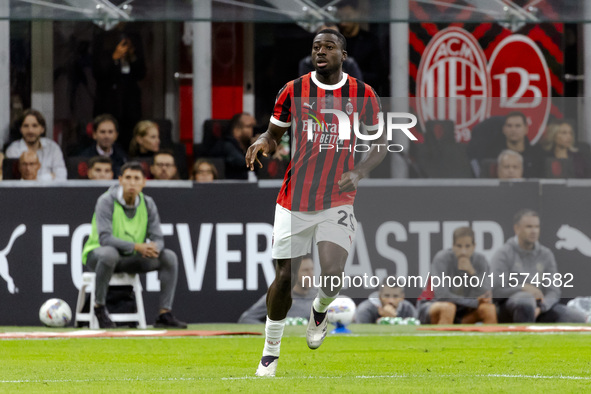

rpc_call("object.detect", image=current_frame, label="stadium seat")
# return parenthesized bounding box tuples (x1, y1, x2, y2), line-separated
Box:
(544, 157, 575, 178)
(2, 158, 20, 180)
(74, 272, 146, 329)
(66, 156, 90, 179)
(479, 159, 498, 178)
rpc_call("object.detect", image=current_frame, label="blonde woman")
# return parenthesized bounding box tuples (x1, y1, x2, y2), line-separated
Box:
(542, 121, 591, 178)
(129, 120, 160, 158)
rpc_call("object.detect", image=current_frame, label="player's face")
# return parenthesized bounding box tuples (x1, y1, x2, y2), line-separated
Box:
(312, 33, 346, 75)
(498, 155, 523, 180)
(20, 115, 44, 145)
(94, 121, 118, 151)
(452, 236, 475, 260)
(503, 116, 528, 144)
(379, 287, 404, 309)
(514, 214, 540, 247)
(88, 163, 114, 180)
(119, 169, 146, 199)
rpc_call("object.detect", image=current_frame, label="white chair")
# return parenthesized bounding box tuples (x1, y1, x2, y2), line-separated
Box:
(74, 272, 147, 329)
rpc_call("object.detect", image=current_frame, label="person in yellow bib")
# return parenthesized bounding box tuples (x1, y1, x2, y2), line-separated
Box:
(82, 161, 187, 328)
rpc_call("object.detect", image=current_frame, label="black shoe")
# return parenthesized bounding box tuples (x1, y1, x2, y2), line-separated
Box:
(154, 312, 188, 329)
(94, 305, 116, 329)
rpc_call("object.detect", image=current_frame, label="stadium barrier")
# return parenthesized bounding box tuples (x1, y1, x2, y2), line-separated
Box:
(0, 179, 589, 325)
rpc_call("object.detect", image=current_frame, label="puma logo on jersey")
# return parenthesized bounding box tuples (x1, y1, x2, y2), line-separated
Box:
(303, 102, 316, 109)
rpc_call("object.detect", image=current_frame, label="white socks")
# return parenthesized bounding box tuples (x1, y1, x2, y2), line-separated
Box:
(313, 288, 338, 313)
(262, 316, 286, 357)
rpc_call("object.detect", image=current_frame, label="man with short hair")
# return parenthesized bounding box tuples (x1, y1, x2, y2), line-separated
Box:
(419, 227, 497, 325)
(246, 27, 384, 377)
(491, 209, 586, 323)
(82, 161, 186, 329)
(79, 114, 128, 177)
(6, 109, 67, 180)
(87, 156, 114, 180)
(500, 112, 544, 177)
(238, 255, 316, 324)
(211, 112, 257, 180)
(497, 149, 524, 180)
(354, 281, 417, 323)
(150, 151, 178, 180)
(19, 151, 41, 181)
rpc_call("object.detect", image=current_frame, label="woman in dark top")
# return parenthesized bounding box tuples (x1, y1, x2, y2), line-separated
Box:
(541, 121, 591, 178)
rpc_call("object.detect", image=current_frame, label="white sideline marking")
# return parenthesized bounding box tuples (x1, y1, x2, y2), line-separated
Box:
(2, 373, 591, 384)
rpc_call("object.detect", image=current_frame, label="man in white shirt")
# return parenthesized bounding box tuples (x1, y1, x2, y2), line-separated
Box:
(5, 109, 67, 181)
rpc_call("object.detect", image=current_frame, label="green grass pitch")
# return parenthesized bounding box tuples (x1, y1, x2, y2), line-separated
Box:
(1, 324, 590, 392)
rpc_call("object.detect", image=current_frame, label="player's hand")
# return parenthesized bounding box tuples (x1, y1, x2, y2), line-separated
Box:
(338, 170, 362, 192)
(457, 256, 475, 275)
(378, 304, 397, 318)
(534, 306, 541, 319)
(478, 291, 492, 304)
(245, 137, 272, 171)
(135, 242, 160, 258)
(113, 39, 130, 60)
(523, 283, 544, 300)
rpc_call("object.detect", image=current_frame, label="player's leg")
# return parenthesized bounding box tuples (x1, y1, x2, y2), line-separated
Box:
(537, 303, 587, 323)
(306, 240, 348, 349)
(256, 205, 311, 377)
(115, 250, 186, 328)
(306, 205, 356, 349)
(429, 301, 456, 324)
(256, 258, 303, 377)
(86, 246, 120, 328)
(504, 291, 536, 322)
(476, 302, 498, 324)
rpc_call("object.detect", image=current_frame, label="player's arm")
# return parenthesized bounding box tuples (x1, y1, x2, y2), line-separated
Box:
(338, 130, 387, 193)
(245, 122, 288, 171)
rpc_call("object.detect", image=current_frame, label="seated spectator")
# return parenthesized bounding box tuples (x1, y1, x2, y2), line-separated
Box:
(469, 112, 544, 178)
(150, 150, 179, 180)
(541, 121, 591, 178)
(19, 150, 41, 181)
(491, 209, 587, 323)
(129, 120, 160, 159)
(81, 161, 187, 329)
(497, 150, 524, 180)
(419, 227, 497, 325)
(191, 158, 218, 182)
(353, 281, 417, 323)
(238, 255, 315, 324)
(87, 156, 114, 180)
(5, 109, 67, 180)
(298, 23, 363, 80)
(79, 114, 127, 178)
(210, 112, 256, 180)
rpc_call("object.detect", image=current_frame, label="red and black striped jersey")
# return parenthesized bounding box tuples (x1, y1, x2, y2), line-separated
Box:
(271, 71, 381, 212)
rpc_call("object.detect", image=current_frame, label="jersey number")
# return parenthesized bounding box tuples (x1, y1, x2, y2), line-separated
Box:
(337, 210, 355, 231)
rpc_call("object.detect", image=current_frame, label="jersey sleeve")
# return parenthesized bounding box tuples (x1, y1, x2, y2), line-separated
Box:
(361, 85, 382, 133)
(270, 83, 292, 128)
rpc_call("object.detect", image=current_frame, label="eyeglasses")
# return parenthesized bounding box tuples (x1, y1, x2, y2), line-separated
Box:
(154, 163, 175, 168)
(197, 169, 213, 174)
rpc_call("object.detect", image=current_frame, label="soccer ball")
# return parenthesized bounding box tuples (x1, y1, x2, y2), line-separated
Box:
(327, 296, 356, 327)
(39, 298, 72, 327)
